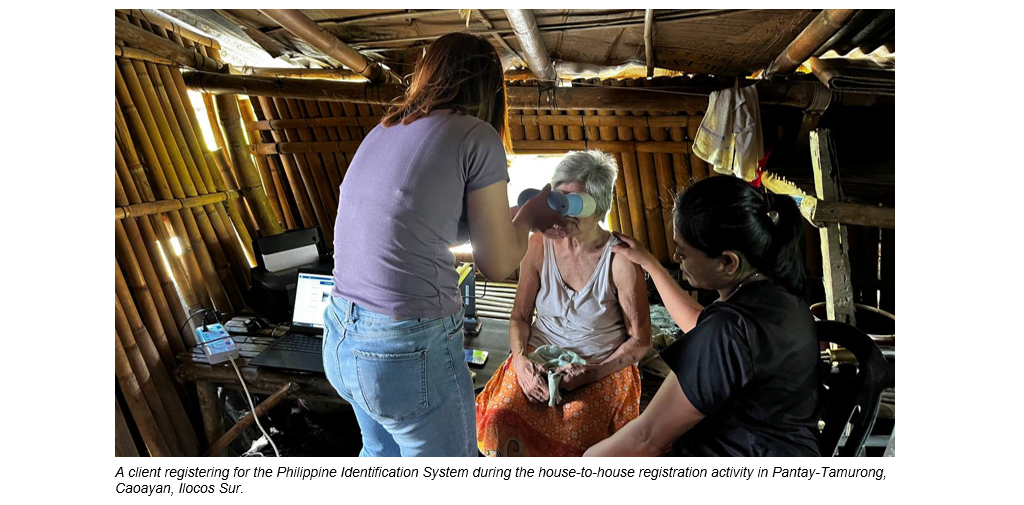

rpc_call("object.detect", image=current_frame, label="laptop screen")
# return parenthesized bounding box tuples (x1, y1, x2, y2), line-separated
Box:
(292, 272, 334, 329)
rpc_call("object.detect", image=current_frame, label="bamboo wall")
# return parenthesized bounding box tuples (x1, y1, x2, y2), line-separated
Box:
(115, 10, 256, 456)
(246, 77, 718, 265)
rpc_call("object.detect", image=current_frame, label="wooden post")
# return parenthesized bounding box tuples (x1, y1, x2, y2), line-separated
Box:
(196, 382, 226, 456)
(204, 383, 294, 456)
(214, 94, 285, 237)
(811, 129, 857, 327)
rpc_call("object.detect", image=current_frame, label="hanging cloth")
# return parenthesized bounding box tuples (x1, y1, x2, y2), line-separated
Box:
(692, 82, 764, 181)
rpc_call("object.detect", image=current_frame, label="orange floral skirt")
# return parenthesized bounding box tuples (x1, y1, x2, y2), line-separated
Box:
(475, 356, 641, 457)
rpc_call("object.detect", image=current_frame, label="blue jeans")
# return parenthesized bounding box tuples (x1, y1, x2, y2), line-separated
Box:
(322, 296, 477, 457)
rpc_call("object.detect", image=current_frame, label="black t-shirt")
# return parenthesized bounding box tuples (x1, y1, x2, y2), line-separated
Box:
(660, 280, 820, 456)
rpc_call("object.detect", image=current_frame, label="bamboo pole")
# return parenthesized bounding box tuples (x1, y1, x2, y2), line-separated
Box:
(257, 96, 317, 229)
(115, 133, 200, 332)
(115, 44, 175, 66)
(114, 226, 177, 377)
(115, 214, 184, 361)
(611, 80, 648, 249)
(202, 93, 231, 155)
(595, 85, 631, 236)
(302, 99, 344, 212)
(115, 400, 141, 457)
(270, 96, 335, 238)
(163, 62, 257, 266)
(124, 55, 238, 311)
(117, 9, 222, 49)
(238, 97, 285, 226)
(116, 191, 242, 220)
(204, 382, 294, 457)
(214, 93, 286, 237)
(317, 101, 352, 181)
(116, 60, 223, 310)
(149, 60, 251, 294)
(115, 273, 185, 458)
(195, 382, 226, 456)
(646, 79, 679, 260)
(116, 90, 203, 318)
(669, 116, 692, 194)
(245, 116, 382, 131)
(282, 98, 338, 217)
(116, 292, 200, 456)
(114, 330, 174, 457)
(115, 17, 223, 72)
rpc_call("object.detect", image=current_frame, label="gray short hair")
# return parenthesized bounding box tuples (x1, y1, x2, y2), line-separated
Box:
(550, 150, 618, 220)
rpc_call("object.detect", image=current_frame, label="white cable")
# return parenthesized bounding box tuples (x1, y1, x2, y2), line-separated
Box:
(230, 358, 281, 457)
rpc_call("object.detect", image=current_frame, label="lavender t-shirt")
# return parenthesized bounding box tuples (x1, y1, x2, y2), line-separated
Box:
(331, 109, 508, 319)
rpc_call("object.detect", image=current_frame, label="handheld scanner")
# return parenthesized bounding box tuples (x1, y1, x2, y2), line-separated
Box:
(517, 188, 597, 218)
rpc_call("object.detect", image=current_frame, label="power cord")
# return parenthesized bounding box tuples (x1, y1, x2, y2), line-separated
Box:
(230, 358, 281, 457)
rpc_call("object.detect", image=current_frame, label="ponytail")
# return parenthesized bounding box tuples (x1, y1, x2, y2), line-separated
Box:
(762, 192, 806, 296)
(674, 177, 807, 296)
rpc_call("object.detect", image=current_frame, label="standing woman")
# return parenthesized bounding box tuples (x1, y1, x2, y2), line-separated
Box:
(322, 33, 562, 457)
(585, 176, 821, 456)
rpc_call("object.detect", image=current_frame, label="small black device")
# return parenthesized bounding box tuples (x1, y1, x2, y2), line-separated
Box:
(248, 269, 334, 373)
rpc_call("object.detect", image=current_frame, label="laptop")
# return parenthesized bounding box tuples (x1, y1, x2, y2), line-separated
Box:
(248, 269, 334, 373)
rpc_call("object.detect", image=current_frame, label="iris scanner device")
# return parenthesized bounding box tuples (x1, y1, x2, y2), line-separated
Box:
(517, 189, 597, 218)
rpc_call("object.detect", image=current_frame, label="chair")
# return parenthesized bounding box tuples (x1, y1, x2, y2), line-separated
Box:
(816, 320, 896, 456)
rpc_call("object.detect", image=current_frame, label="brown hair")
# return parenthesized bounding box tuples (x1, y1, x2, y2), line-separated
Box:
(382, 33, 512, 152)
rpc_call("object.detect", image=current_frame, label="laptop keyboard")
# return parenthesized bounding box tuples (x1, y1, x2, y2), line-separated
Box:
(273, 334, 322, 353)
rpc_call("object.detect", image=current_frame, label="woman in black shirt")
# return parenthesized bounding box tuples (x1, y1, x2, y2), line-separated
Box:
(583, 176, 820, 456)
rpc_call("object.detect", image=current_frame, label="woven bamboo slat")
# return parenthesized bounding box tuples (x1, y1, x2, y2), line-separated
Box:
(511, 114, 688, 128)
(257, 96, 317, 229)
(645, 82, 679, 262)
(253, 140, 364, 155)
(669, 120, 692, 194)
(510, 139, 690, 154)
(242, 97, 297, 229)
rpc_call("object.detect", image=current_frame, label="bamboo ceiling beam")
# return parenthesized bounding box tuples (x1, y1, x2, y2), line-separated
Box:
(258, 9, 401, 84)
(768, 9, 858, 76)
(183, 70, 882, 112)
(115, 18, 224, 72)
(644, 10, 656, 78)
(240, 66, 365, 80)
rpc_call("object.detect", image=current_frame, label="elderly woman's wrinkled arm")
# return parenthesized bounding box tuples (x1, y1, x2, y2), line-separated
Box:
(559, 254, 652, 390)
(509, 233, 550, 403)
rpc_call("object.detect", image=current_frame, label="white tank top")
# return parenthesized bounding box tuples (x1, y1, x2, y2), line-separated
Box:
(528, 235, 628, 363)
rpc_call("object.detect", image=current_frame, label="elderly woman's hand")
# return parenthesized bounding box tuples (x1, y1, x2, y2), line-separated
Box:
(555, 363, 603, 391)
(611, 232, 657, 271)
(512, 353, 550, 403)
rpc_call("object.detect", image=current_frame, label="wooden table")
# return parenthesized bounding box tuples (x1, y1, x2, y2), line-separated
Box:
(175, 317, 513, 448)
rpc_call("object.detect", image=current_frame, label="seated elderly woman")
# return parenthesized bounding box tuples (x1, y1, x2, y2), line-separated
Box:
(476, 151, 651, 457)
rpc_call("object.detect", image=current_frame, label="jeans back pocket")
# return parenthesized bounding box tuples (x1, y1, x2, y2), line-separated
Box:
(353, 349, 428, 421)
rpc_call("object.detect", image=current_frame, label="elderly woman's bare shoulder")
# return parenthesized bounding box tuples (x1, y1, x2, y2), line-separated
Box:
(610, 247, 643, 288)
